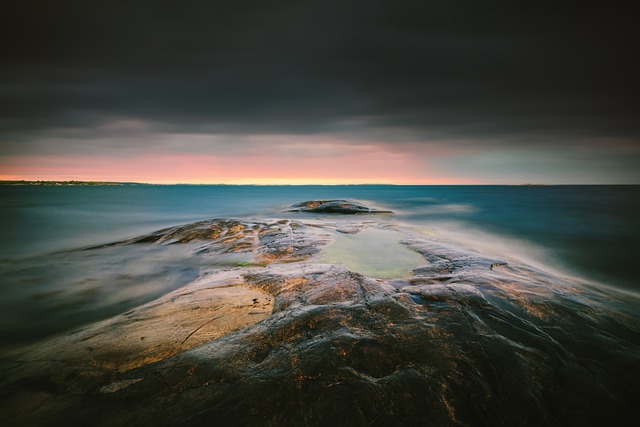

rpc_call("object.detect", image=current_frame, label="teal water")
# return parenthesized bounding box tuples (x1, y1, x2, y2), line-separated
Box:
(0, 185, 639, 351)
(1, 185, 638, 289)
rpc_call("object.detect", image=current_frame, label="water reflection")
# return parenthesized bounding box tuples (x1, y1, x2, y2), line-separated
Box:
(318, 228, 425, 279)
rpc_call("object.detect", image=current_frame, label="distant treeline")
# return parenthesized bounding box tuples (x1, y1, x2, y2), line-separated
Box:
(0, 180, 145, 186)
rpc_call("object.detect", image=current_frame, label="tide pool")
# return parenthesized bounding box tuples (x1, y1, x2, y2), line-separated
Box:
(318, 228, 425, 279)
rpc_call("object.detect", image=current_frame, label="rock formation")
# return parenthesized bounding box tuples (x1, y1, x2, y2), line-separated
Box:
(287, 200, 393, 214)
(1, 217, 638, 426)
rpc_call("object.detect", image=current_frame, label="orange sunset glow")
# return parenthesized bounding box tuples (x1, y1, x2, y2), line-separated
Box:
(0, 143, 479, 185)
(0, 157, 475, 185)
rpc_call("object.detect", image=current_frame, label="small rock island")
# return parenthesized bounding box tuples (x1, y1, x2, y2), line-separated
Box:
(287, 199, 393, 214)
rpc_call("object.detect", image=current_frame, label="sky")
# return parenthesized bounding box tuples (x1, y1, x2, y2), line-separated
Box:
(1, 0, 639, 184)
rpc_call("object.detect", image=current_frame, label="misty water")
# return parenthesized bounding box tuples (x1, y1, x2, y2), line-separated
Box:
(1, 184, 639, 352)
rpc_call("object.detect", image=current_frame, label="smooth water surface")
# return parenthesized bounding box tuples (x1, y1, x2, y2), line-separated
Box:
(1, 185, 639, 352)
(318, 228, 426, 279)
(2, 185, 638, 288)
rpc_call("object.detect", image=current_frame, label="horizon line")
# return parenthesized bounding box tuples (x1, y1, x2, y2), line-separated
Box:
(2, 179, 638, 186)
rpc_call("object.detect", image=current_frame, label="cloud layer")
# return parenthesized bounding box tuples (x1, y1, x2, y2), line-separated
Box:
(1, 1, 639, 183)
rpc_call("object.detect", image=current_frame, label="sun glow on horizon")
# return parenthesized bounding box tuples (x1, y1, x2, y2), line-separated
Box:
(0, 149, 481, 186)
(0, 173, 478, 186)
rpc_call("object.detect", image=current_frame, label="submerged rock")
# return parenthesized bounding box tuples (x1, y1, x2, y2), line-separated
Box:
(287, 200, 393, 214)
(1, 219, 638, 426)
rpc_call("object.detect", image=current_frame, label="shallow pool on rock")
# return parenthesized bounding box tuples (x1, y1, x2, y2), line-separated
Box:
(317, 227, 426, 278)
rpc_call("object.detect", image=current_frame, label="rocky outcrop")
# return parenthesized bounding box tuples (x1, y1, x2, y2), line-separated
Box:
(104, 218, 332, 265)
(287, 200, 393, 214)
(1, 219, 638, 426)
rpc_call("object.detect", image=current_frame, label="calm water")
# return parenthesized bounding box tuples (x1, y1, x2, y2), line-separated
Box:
(1, 185, 639, 351)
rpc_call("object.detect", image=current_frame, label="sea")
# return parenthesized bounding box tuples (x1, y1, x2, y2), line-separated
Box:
(1, 184, 639, 353)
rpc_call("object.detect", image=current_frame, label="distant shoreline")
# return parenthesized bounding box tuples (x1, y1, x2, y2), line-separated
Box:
(1, 180, 636, 187)
(0, 180, 147, 186)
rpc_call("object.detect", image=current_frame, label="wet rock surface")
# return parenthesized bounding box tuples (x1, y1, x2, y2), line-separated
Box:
(104, 218, 330, 266)
(287, 200, 393, 214)
(1, 218, 639, 426)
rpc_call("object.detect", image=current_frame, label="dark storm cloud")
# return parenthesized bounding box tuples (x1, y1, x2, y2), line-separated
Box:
(1, 0, 639, 146)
